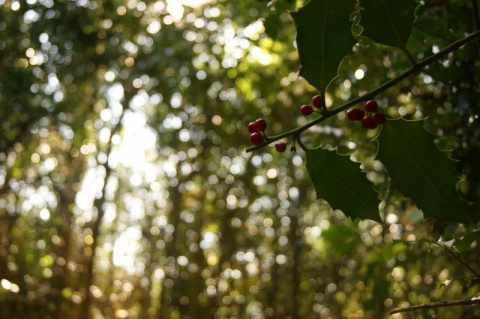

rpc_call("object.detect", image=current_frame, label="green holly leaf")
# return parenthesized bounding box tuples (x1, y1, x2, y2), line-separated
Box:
(376, 119, 470, 224)
(291, 0, 357, 94)
(305, 147, 380, 222)
(359, 0, 418, 52)
(454, 229, 480, 252)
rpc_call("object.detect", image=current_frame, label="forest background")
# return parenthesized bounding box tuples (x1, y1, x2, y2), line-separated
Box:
(1, 0, 480, 318)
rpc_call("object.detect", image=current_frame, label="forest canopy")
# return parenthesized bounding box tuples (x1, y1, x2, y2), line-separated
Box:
(1, 0, 480, 318)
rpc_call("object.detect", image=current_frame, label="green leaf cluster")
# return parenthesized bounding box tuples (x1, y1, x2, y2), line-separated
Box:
(295, 0, 480, 225)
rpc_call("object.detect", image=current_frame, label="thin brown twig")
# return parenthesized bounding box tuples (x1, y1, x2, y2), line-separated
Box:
(417, 239, 480, 279)
(390, 298, 480, 315)
(436, 242, 480, 278)
(245, 29, 480, 153)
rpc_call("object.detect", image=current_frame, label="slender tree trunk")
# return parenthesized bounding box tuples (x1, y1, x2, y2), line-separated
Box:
(158, 188, 181, 319)
(189, 203, 208, 319)
(79, 101, 127, 318)
(289, 207, 302, 319)
(50, 153, 83, 319)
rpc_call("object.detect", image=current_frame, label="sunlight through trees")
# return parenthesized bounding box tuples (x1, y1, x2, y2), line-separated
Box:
(1, 0, 480, 318)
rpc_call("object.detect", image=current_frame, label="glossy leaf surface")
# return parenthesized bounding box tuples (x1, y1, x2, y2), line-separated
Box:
(376, 119, 470, 224)
(306, 147, 380, 222)
(359, 0, 418, 50)
(291, 0, 357, 94)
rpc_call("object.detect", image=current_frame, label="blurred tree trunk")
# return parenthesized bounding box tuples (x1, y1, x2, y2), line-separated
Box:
(158, 186, 181, 319)
(79, 98, 127, 318)
(51, 153, 83, 319)
(188, 196, 207, 319)
(289, 207, 302, 319)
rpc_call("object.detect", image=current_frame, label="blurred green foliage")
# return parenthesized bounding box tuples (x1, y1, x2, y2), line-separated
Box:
(0, 0, 479, 318)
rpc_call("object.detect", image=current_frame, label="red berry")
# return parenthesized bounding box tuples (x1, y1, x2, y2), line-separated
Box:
(346, 108, 364, 121)
(247, 122, 258, 133)
(300, 104, 313, 116)
(249, 132, 263, 145)
(254, 118, 267, 132)
(275, 142, 287, 153)
(364, 100, 378, 113)
(361, 116, 378, 129)
(311, 95, 323, 108)
(373, 112, 386, 124)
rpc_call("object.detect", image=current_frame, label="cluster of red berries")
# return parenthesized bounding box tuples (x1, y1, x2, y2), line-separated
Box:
(300, 94, 324, 116)
(346, 99, 386, 129)
(248, 95, 326, 153)
(247, 118, 288, 153)
(248, 118, 267, 145)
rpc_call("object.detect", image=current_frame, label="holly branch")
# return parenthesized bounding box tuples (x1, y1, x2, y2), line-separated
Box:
(245, 29, 480, 153)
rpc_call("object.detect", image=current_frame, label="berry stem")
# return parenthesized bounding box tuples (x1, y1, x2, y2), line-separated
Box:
(246, 29, 480, 153)
(295, 135, 308, 152)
